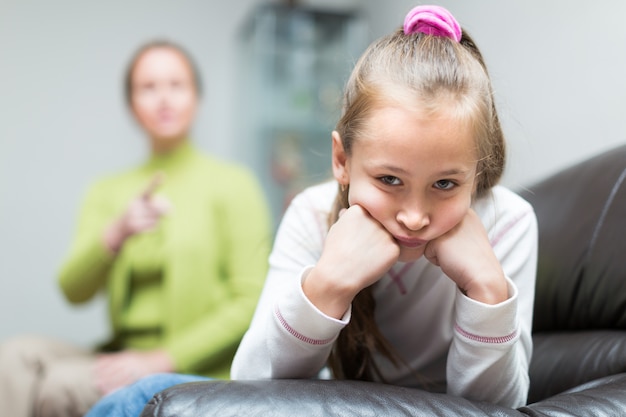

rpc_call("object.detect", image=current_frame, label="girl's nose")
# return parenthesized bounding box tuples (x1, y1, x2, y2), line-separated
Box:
(397, 205, 430, 231)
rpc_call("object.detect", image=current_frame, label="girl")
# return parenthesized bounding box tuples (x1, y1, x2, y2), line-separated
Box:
(231, 4, 537, 408)
(85, 5, 537, 416)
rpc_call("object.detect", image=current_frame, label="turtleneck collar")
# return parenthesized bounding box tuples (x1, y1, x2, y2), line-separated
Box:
(144, 140, 195, 171)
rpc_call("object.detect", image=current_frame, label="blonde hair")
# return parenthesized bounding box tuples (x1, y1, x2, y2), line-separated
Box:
(328, 28, 506, 381)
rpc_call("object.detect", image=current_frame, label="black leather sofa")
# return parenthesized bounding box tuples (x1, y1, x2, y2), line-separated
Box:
(141, 145, 626, 416)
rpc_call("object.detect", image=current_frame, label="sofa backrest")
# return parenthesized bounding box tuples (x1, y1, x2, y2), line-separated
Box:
(519, 144, 626, 333)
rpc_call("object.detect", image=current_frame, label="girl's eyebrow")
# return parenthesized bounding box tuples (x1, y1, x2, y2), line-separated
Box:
(375, 164, 410, 175)
(374, 163, 470, 177)
(438, 168, 471, 176)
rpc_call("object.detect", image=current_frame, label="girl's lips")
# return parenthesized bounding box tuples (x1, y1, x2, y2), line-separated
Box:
(394, 236, 427, 248)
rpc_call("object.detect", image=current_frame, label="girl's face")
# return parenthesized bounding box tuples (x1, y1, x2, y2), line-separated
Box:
(332, 103, 479, 262)
(130, 47, 198, 152)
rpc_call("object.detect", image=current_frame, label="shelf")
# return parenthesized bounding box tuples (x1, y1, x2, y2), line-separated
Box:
(236, 3, 368, 225)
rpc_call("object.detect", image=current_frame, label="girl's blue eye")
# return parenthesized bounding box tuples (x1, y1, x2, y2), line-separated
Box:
(380, 175, 401, 186)
(434, 180, 455, 190)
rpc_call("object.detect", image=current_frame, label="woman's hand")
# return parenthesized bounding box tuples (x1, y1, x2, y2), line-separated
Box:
(303, 205, 400, 319)
(103, 173, 172, 254)
(94, 349, 175, 395)
(424, 208, 507, 304)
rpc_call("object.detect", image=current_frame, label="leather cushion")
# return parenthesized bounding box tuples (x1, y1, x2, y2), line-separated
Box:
(519, 145, 626, 332)
(141, 379, 522, 417)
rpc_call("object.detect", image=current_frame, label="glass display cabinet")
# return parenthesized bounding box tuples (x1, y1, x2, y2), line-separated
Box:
(237, 3, 367, 226)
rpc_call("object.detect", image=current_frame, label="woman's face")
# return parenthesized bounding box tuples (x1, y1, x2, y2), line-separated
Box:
(332, 103, 479, 262)
(130, 47, 198, 152)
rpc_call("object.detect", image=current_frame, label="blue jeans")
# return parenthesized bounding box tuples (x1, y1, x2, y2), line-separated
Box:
(86, 373, 210, 417)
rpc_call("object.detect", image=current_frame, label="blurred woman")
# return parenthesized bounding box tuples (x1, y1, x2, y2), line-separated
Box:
(0, 40, 271, 417)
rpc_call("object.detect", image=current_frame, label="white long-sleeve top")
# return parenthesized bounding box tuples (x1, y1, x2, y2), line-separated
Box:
(232, 181, 537, 408)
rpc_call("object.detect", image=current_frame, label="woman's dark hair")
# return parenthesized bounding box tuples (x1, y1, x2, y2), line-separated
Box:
(124, 40, 203, 106)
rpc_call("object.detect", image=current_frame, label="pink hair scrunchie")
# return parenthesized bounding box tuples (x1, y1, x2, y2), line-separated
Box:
(403, 5, 461, 42)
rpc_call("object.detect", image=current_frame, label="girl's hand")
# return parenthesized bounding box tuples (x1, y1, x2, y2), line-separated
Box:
(103, 173, 172, 254)
(303, 204, 400, 319)
(424, 209, 508, 305)
(94, 349, 175, 395)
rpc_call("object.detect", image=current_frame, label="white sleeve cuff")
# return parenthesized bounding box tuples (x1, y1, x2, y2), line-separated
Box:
(454, 276, 519, 342)
(274, 266, 350, 345)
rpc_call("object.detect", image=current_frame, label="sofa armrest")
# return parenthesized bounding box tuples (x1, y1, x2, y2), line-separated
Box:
(528, 331, 626, 403)
(521, 373, 626, 417)
(140, 373, 626, 417)
(140, 379, 523, 417)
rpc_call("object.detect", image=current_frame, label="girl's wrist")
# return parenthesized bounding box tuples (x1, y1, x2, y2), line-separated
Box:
(463, 272, 508, 305)
(302, 266, 356, 319)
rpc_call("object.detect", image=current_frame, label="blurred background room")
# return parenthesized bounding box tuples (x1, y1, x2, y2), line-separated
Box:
(1, 0, 626, 348)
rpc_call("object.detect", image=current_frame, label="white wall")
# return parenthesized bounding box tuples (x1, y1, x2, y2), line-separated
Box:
(2, 1, 626, 347)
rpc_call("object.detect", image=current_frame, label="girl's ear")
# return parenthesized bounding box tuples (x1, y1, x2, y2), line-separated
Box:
(331, 131, 350, 184)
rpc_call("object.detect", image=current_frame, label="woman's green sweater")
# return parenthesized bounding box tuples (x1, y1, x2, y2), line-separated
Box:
(58, 142, 272, 378)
